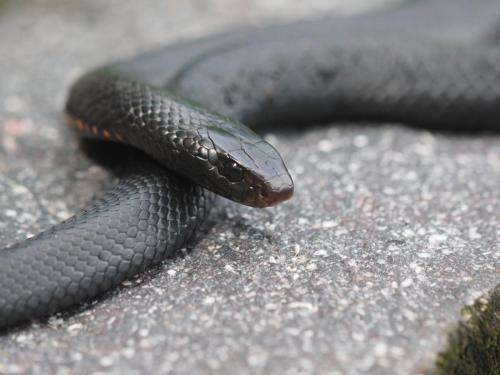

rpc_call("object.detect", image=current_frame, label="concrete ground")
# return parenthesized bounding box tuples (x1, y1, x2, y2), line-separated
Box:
(0, 0, 498, 374)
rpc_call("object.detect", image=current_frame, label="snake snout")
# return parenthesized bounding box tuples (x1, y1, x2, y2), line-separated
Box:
(243, 169, 294, 208)
(260, 173, 294, 207)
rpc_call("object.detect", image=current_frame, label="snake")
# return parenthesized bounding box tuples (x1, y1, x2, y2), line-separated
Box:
(1, 0, 500, 329)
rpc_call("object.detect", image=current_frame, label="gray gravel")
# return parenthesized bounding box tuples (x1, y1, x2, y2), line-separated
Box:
(0, 1, 498, 374)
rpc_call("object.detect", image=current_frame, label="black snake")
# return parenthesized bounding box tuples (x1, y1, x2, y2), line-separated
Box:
(1, 0, 500, 329)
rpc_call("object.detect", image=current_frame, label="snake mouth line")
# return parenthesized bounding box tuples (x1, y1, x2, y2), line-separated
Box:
(259, 183, 294, 207)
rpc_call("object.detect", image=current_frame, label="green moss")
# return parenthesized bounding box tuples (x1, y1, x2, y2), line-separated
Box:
(436, 285, 500, 375)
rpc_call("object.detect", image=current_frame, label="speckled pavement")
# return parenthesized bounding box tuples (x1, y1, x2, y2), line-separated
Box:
(0, 1, 498, 374)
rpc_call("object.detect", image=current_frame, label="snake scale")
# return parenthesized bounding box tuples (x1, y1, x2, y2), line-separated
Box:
(1, 0, 500, 329)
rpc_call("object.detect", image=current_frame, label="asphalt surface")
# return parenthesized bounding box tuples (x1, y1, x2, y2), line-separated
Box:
(0, 1, 498, 374)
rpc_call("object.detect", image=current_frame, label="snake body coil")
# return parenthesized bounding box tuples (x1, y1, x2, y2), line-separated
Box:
(1, 0, 500, 329)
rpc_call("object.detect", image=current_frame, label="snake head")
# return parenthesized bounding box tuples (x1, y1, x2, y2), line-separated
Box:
(203, 121, 294, 208)
(118, 87, 295, 208)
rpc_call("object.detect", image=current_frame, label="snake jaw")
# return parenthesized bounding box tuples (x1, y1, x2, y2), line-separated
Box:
(242, 170, 294, 208)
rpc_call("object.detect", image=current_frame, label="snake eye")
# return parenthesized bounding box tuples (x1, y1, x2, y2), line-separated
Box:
(225, 161, 243, 182)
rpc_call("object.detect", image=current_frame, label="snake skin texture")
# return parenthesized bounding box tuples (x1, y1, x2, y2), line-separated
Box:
(172, 37, 500, 130)
(2, 0, 500, 329)
(0, 158, 211, 328)
(65, 72, 293, 207)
